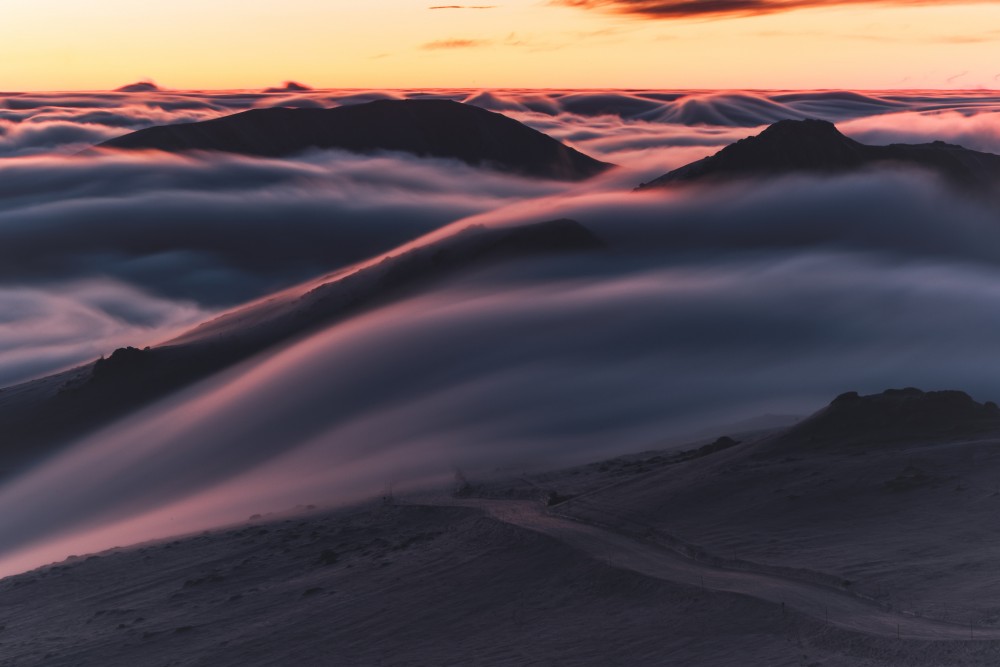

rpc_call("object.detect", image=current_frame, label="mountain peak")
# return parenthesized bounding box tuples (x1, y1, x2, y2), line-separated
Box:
(738, 118, 860, 160)
(115, 81, 161, 93)
(264, 81, 313, 93)
(756, 118, 843, 141)
(763, 388, 1000, 453)
(640, 118, 1000, 190)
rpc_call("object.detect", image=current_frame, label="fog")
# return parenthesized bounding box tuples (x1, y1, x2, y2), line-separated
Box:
(4, 88, 1000, 575)
(0, 149, 565, 382)
(0, 280, 207, 387)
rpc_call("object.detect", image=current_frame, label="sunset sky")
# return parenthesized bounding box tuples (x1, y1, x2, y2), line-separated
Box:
(4, 0, 1000, 90)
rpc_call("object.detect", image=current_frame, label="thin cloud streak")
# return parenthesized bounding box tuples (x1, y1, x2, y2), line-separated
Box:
(421, 38, 494, 49)
(555, 0, 999, 20)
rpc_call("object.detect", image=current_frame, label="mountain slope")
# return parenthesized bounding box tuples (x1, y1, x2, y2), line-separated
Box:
(639, 119, 1000, 190)
(555, 388, 1000, 625)
(98, 99, 612, 181)
(6, 401, 1000, 665)
(1, 500, 933, 667)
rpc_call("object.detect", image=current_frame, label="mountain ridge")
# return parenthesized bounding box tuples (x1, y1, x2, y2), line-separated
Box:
(98, 99, 612, 181)
(639, 119, 1000, 190)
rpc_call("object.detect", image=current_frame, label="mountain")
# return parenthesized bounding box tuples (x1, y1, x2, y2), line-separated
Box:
(114, 81, 161, 93)
(7, 389, 1000, 665)
(762, 387, 1000, 453)
(98, 100, 612, 181)
(0, 219, 604, 477)
(263, 81, 312, 93)
(555, 386, 1000, 642)
(639, 119, 1000, 190)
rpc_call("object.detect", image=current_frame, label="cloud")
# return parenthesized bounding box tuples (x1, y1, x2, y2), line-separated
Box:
(0, 150, 562, 297)
(429, 4, 497, 8)
(0, 120, 123, 157)
(421, 38, 493, 49)
(8, 166, 1000, 575)
(5, 88, 1000, 382)
(9, 88, 1000, 573)
(0, 149, 567, 383)
(6, 87, 1000, 386)
(923, 30, 1000, 44)
(4, 88, 1000, 160)
(554, 0, 999, 20)
(749, 28, 1000, 44)
(838, 110, 1000, 154)
(0, 280, 208, 387)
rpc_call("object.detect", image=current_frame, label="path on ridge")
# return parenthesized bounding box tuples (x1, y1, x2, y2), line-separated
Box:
(420, 497, 1000, 642)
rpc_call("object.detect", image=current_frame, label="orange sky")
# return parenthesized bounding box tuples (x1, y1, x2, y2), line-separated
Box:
(3, 0, 1000, 90)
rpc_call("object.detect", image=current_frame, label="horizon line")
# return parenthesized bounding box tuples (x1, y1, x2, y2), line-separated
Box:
(5, 85, 1000, 94)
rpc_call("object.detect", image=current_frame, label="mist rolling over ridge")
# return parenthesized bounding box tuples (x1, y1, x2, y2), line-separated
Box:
(5, 91, 1000, 574)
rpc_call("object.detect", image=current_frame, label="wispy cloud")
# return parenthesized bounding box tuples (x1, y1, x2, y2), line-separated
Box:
(934, 30, 1000, 44)
(428, 4, 497, 8)
(752, 28, 1000, 44)
(555, 0, 999, 20)
(421, 38, 493, 49)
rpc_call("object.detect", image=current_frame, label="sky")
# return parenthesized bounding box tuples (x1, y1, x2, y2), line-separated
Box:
(3, 0, 1000, 90)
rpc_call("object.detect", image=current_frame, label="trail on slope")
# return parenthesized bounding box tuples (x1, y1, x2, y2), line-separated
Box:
(425, 497, 1000, 642)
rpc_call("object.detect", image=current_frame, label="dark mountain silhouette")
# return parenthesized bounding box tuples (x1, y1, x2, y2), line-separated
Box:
(115, 81, 161, 93)
(264, 81, 313, 93)
(760, 388, 1000, 454)
(98, 100, 612, 180)
(639, 119, 1000, 190)
(0, 219, 604, 477)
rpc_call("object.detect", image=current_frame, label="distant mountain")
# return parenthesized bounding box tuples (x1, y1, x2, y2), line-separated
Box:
(0, 219, 604, 476)
(264, 81, 313, 93)
(115, 81, 161, 93)
(761, 387, 1000, 453)
(98, 100, 612, 181)
(639, 119, 1000, 190)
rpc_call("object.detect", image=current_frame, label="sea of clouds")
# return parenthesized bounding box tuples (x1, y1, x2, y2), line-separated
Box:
(4, 86, 1000, 574)
(5, 86, 1000, 386)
